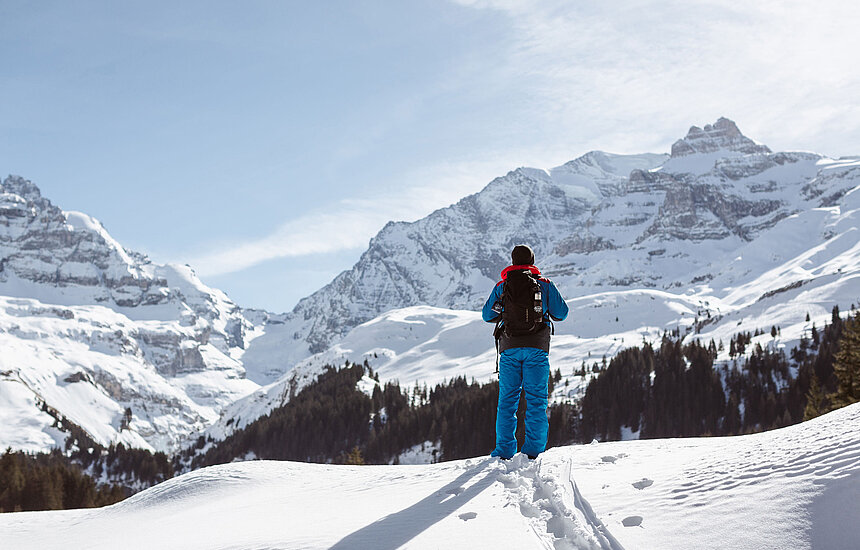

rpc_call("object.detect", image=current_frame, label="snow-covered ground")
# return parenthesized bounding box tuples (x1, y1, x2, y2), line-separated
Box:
(3, 403, 857, 550)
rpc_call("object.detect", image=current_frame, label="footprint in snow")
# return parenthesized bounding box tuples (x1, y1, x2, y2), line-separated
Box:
(458, 512, 477, 521)
(622, 516, 643, 527)
(601, 453, 628, 464)
(632, 478, 654, 490)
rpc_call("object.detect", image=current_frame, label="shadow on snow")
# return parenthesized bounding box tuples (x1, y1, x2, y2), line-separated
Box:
(329, 461, 496, 550)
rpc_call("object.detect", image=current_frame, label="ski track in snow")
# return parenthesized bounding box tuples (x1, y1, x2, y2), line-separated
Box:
(497, 455, 623, 549)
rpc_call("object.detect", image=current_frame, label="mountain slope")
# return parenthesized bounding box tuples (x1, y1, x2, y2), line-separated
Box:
(285, 152, 669, 356)
(0, 176, 260, 452)
(4, 402, 857, 550)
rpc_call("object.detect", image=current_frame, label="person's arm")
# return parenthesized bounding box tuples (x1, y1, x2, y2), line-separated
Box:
(482, 283, 504, 322)
(543, 280, 569, 321)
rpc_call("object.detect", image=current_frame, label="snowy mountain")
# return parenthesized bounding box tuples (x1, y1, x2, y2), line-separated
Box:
(4, 117, 860, 456)
(5, 400, 858, 549)
(251, 119, 855, 366)
(0, 176, 260, 452)
(207, 118, 860, 438)
(282, 151, 669, 356)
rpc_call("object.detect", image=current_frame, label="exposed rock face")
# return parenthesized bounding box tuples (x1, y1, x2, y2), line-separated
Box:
(640, 181, 786, 243)
(0, 176, 169, 306)
(554, 233, 616, 255)
(670, 117, 771, 157)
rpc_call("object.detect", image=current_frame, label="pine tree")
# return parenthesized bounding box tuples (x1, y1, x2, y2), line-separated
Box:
(831, 313, 860, 409)
(723, 394, 742, 434)
(803, 374, 826, 421)
(343, 446, 365, 465)
(120, 407, 133, 431)
(0, 450, 25, 512)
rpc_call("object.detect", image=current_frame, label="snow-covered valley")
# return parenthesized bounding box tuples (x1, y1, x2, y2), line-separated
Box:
(3, 401, 857, 550)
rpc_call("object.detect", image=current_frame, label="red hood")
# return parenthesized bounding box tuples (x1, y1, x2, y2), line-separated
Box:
(500, 264, 541, 280)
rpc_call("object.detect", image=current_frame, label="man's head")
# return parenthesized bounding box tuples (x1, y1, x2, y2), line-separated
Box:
(511, 244, 535, 266)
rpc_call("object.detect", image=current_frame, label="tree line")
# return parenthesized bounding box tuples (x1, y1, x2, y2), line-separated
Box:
(183, 360, 578, 469)
(579, 306, 860, 442)
(0, 402, 173, 513)
(0, 449, 126, 512)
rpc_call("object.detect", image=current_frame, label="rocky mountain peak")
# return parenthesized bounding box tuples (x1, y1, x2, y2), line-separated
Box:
(670, 117, 771, 158)
(2, 175, 45, 203)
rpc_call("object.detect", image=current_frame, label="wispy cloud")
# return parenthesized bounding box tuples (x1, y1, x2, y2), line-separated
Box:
(185, 156, 514, 277)
(448, 0, 860, 155)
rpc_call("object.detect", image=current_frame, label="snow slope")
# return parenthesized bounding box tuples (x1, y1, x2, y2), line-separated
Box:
(0, 295, 258, 452)
(205, 291, 710, 439)
(3, 402, 857, 550)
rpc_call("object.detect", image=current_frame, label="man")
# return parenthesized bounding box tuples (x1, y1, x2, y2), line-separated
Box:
(482, 244, 568, 460)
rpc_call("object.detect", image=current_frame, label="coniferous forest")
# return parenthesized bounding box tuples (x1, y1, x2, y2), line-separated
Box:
(0, 449, 127, 513)
(183, 362, 505, 468)
(577, 307, 859, 441)
(0, 403, 172, 513)
(182, 361, 579, 469)
(4, 307, 860, 512)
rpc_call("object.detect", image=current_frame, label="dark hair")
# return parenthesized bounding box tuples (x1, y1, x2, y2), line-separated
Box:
(511, 244, 535, 265)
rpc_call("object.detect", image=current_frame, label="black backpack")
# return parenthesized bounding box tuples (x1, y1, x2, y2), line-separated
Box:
(500, 269, 544, 337)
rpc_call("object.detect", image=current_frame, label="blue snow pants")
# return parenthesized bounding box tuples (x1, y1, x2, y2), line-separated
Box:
(491, 347, 550, 459)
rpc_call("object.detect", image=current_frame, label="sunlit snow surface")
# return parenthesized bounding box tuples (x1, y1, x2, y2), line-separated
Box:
(2, 403, 857, 550)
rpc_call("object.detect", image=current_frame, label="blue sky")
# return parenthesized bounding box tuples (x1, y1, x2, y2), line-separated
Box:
(3, 1, 859, 312)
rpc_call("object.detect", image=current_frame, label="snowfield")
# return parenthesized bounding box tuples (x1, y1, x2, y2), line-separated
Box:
(3, 403, 858, 550)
